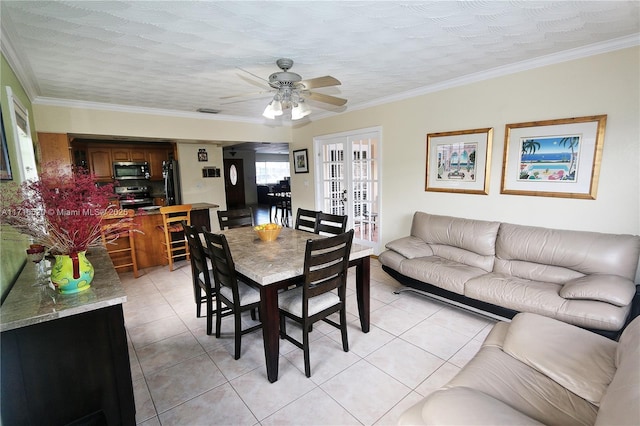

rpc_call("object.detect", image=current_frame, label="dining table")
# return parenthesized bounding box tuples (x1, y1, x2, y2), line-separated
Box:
(219, 226, 373, 383)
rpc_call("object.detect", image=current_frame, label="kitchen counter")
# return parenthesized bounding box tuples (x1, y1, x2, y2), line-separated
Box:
(0, 247, 126, 332)
(135, 201, 218, 215)
(107, 202, 219, 269)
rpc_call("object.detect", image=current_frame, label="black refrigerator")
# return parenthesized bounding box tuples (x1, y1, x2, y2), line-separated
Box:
(162, 160, 182, 205)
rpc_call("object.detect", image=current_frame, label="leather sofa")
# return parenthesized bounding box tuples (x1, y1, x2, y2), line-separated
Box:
(378, 212, 640, 334)
(398, 312, 640, 426)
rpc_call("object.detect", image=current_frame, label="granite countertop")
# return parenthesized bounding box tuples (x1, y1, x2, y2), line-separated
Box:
(135, 202, 219, 215)
(0, 247, 126, 332)
(221, 227, 374, 285)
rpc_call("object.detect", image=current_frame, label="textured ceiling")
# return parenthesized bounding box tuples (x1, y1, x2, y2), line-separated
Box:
(2, 1, 639, 126)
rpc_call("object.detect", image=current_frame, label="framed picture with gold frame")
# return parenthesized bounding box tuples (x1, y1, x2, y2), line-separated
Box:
(500, 115, 606, 199)
(425, 127, 493, 195)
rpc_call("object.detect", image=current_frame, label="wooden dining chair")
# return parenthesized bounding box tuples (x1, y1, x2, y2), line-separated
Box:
(278, 229, 354, 377)
(202, 230, 262, 360)
(183, 223, 230, 335)
(157, 204, 192, 271)
(315, 212, 348, 236)
(294, 208, 320, 233)
(100, 208, 139, 278)
(217, 207, 253, 230)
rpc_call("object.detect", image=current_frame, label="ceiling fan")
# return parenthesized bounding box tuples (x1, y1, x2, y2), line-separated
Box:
(222, 58, 347, 120)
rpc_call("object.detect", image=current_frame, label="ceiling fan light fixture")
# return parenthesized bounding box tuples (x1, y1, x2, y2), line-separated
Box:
(291, 100, 311, 120)
(263, 99, 283, 119)
(262, 103, 276, 119)
(272, 99, 283, 116)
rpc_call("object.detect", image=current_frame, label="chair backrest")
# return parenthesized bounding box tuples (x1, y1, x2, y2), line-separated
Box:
(302, 229, 354, 310)
(217, 208, 253, 230)
(182, 222, 209, 281)
(160, 204, 192, 228)
(315, 212, 348, 236)
(202, 231, 240, 304)
(100, 208, 135, 243)
(295, 208, 320, 233)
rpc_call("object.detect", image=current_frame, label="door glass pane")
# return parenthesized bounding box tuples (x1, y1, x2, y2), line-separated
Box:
(316, 129, 380, 252)
(320, 142, 345, 215)
(229, 164, 238, 185)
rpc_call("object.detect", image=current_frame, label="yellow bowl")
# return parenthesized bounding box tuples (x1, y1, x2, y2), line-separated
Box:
(254, 224, 282, 242)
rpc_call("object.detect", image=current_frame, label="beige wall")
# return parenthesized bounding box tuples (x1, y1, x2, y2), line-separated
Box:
(175, 142, 225, 231)
(32, 105, 291, 143)
(30, 47, 639, 255)
(291, 47, 640, 249)
(32, 105, 292, 233)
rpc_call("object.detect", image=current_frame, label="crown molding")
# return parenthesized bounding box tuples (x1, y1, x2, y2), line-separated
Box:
(14, 33, 640, 125)
(346, 33, 640, 114)
(0, 19, 40, 101)
(32, 96, 269, 125)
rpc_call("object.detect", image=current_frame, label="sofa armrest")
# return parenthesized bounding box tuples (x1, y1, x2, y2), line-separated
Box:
(399, 387, 544, 425)
(560, 275, 636, 307)
(385, 236, 433, 259)
(503, 313, 617, 406)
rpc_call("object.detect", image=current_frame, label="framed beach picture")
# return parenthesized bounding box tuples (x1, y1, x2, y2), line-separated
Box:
(425, 127, 493, 194)
(293, 148, 309, 173)
(500, 115, 606, 199)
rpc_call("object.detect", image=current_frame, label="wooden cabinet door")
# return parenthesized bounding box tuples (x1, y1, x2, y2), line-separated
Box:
(147, 148, 169, 181)
(130, 149, 147, 162)
(111, 148, 130, 161)
(88, 148, 113, 181)
(38, 133, 72, 175)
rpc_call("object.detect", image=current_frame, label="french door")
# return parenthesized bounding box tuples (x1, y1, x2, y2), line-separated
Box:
(314, 127, 381, 252)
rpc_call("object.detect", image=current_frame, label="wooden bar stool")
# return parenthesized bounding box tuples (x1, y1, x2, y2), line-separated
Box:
(100, 209, 139, 278)
(157, 204, 192, 271)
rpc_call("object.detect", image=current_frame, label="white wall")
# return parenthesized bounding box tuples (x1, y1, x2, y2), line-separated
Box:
(291, 47, 640, 251)
(176, 143, 225, 231)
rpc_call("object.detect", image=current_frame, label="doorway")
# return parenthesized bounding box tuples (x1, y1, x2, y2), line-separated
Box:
(314, 127, 381, 252)
(223, 158, 245, 208)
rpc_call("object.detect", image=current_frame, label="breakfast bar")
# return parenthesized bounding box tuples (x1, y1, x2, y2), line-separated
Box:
(111, 202, 218, 270)
(0, 248, 135, 425)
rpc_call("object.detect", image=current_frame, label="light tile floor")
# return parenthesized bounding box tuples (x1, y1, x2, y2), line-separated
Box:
(120, 258, 496, 425)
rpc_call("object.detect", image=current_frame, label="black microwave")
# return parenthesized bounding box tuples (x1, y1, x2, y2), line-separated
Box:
(113, 161, 150, 180)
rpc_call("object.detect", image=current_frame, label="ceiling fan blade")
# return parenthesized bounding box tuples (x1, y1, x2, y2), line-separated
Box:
(307, 91, 347, 106)
(220, 90, 272, 100)
(237, 66, 269, 84)
(220, 92, 274, 105)
(298, 76, 341, 90)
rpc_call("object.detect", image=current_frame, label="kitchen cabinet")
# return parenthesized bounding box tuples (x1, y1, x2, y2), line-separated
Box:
(112, 147, 147, 162)
(88, 147, 113, 181)
(72, 140, 173, 182)
(37, 132, 72, 175)
(147, 147, 171, 181)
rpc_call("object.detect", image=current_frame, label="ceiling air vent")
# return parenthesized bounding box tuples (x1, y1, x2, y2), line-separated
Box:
(197, 108, 221, 114)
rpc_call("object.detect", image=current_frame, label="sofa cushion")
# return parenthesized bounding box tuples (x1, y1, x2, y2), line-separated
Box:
(377, 249, 406, 271)
(408, 387, 545, 426)
(411, 212, 499, 271)
(595, 315, 640, 425)
(496, 223, 640, 281)
(493, 258, 584, 284)
(444, 346, 598, 426)
(559, 275, 636, 307)
(400, 256, 488, 294)
(465, 273, 631, 331)
(502, 313, 617, 406)
(385, 236, 433, 259)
